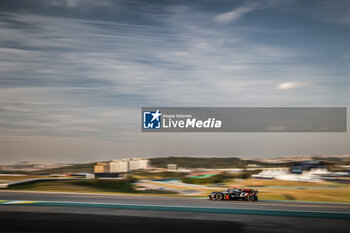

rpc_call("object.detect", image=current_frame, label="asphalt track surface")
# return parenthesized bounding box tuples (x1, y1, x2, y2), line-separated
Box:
(0, 191, 349, 233)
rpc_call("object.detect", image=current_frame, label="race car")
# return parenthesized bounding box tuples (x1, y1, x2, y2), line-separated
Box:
(208, 188, 258, 201)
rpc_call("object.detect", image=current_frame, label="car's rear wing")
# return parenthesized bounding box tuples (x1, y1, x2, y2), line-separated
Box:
(241, 189, 258, 194)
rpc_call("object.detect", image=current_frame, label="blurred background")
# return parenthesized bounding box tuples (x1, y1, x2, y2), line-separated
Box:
(0, 0, 349, 232)
(1, 155, 350, 202)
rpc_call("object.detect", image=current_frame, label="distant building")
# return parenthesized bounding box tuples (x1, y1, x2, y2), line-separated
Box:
(129, 158, 149, 170)
(94, 162, 110, 173)
(94, 158, 149, 177)
(110, 159, 129, 173)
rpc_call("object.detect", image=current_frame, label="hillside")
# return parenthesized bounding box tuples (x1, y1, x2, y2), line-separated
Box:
(149, 157, 279, 168)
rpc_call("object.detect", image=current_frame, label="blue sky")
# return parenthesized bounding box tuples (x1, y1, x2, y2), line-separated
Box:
(0, 0, 349, 163)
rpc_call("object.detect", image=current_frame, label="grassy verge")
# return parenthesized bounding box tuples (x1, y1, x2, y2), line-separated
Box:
(258, 188, 350, 202)
(129, 171, 186, 180)
(182, 171, 261, 185)
(0, 175, 53, 184)
(6, 179, 176, 195)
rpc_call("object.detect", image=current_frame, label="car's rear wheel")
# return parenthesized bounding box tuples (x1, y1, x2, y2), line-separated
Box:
(247, 195, 255, 201)
(216, 193, 224, 201)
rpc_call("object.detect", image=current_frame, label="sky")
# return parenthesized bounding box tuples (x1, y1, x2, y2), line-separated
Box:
(0, 0, 349, 163)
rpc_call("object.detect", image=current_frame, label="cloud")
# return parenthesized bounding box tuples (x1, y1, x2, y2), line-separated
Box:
(214, 4, 258, 23)
(276, 82, 312, 90)
(51, 0, 112, 8)
(306, 0, 350, 25)
(0, 7, 341, 142)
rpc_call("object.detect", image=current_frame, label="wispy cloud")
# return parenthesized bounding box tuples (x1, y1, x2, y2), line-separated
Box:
(214, 4, 258, 23)
(307, 0, 350, 25)
(276, 82, 312, 90)
(51, 0, 112, 8)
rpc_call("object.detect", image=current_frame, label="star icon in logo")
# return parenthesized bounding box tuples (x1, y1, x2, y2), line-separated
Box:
(151, 109, 161, 122)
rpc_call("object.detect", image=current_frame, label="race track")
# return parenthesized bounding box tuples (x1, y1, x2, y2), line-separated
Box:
(0, 191, 349, 233)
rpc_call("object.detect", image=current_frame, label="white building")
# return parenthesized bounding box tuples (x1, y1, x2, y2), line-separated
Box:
(94, 158, 150, 174)
(129, 158, 149, 170)
(109, 159, 129, 173)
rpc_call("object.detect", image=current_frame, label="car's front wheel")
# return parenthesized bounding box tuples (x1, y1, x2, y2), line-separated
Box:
(246, 195, 255, 201)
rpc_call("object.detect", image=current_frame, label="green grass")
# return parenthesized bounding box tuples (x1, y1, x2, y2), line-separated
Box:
(182, 176, 224, 185)
(129, 171, 187, 179)
(0, 175, 53, 184)
(182, 171, 262, 184)
(73, 179, 137, 192)
(7, 179, 176, 194)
